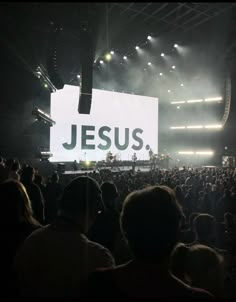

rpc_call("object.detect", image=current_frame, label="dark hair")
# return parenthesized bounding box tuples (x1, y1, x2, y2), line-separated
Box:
(120, 185, 183, 261)
(101, 182, 118, 201)
(0, 180, 40, 226)
(60, 176, 103, 217)
(193, 214, 216, 239)
(11, 161, 20, 172)
(21, 166, 34, 183)
(171, 243, 189, 281)
(51, 172, 59, 183)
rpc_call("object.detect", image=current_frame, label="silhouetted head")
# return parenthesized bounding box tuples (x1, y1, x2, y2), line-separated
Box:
(171, 243, 189, 281)
(59, 176, 103, 232)
(51, 172, 59, 183)
(0, 180, 39, 225)
(11, 160, 20, 172)
(185, 244, 224, 297)
(193, 214, 216, 243)
(120, 185, 183, 262)
(5, 158, 14, 170)
(21, 166, 35, 183)
(101, 181, 118, 207)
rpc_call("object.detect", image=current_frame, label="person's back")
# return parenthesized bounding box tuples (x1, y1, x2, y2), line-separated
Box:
(21, 166, 44, 224)
(172, 244, 224, 297)
(14, 176, 115, 298)
(44, 173, 63, 224)
(84, 186, 213, 298)
(0, 180, 41, 298)
(88, 182, 120, 252)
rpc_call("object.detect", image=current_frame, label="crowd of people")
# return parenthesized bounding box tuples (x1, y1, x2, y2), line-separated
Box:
(1, 155, 236, 298)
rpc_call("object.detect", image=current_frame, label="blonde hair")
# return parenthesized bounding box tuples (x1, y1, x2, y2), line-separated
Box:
(0, 180, 40, 226)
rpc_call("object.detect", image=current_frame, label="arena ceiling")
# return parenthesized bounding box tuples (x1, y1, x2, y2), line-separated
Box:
(1, 3, 236, 98)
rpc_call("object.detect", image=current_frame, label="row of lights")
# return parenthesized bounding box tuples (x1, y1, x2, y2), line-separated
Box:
(170, 125, 222, 130)
(100, 40, 179, 64)
(178, 151, 214, 155)
(171, 97, 223, 104)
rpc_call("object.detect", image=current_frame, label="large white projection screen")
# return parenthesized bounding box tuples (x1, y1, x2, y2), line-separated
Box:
(50, 85, 158, 162)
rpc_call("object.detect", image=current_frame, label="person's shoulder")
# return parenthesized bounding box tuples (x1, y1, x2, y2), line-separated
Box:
(190, 286, 214, 298)
(171, 274, 214, 298)
(19, 224, 50, 244)
(84, 236, 115, 266)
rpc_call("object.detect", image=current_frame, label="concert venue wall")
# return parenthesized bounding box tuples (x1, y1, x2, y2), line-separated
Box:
(50, 85, 158, 162)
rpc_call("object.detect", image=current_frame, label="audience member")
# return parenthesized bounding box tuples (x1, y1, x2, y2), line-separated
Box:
(0, 180, 41, 298)
(171, 244, 224, 297)
(14, 176, 115, 298)
(21, 166, 45, 224)
(83, 186, 212, 298)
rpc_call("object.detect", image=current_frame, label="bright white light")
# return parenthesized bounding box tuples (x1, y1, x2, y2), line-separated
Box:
(170, 126, 186, 129)
(172, 66, 176, 69)
(44, 83, 48, 88)
(135, 46, 139, 50)
(85, 160, 91, 166)
(168, 90, 171, 93)
(204, 125, 222, 129)
(105, 53, 112, 61)
(159, 73, 163, 76)
(180, 83, 184, 87)
(148, 62, 152, 66)
(161, 53, 165, 57)
(174, 44, 178, 48)
(110, 51, 114, 55)
(177, 106, 180, 109)
(77, 75, 80, 79)
(205, 97, 223, 102)
(187, 125, 203, 129)
(100, 60, 104, 64)
(195, 151, 214, 155)
(147, 35, 152, 40)
(187, 99, 203, 103)
(178, 151, 194, 155)
(123, 56, 127, 60)
(171, 101, 186, 104)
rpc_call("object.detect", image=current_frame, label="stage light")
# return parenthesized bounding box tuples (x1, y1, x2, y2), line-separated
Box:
(174, 44, 178, 48)
(178, 151, 194, 155)
(100, 60, 104, 64)
(135, 46, 139, 50)
(170, 126, 186, 129)
(159, 73, 163, 76)
(171, 101, 186, 104)
(44, 83, 48, 88)
(32, 106, 56, 126)
(180, 83, 184, 87)
(204, 125, 222, 129)
(110, 51, 114, 55)
(148, 62, 152, 66)
(85, 160, 91, 166)
(147, 35, 152, 40)
(195, 151, 214, 155)
(123, 56, 127, 60)
(187, 99, 203, 103)
(187, 125, 203, 129)
(205, 97, 223, 102)
(177, 106, 180, 109)
(161, 53, 165, 57)
(172, 65, 176, 69)
(168, 90, 171, 93)
(105, 53, 112, 61)
(77, 74, 81, 79)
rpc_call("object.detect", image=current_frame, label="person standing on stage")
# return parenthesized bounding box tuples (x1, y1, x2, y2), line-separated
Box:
(132, 153, 137, 172)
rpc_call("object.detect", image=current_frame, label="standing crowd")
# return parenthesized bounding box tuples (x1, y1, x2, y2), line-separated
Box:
(1, 155, 236, 298)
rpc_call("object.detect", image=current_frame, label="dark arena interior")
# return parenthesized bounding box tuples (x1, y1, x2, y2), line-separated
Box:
(1, 2, 236, 299)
